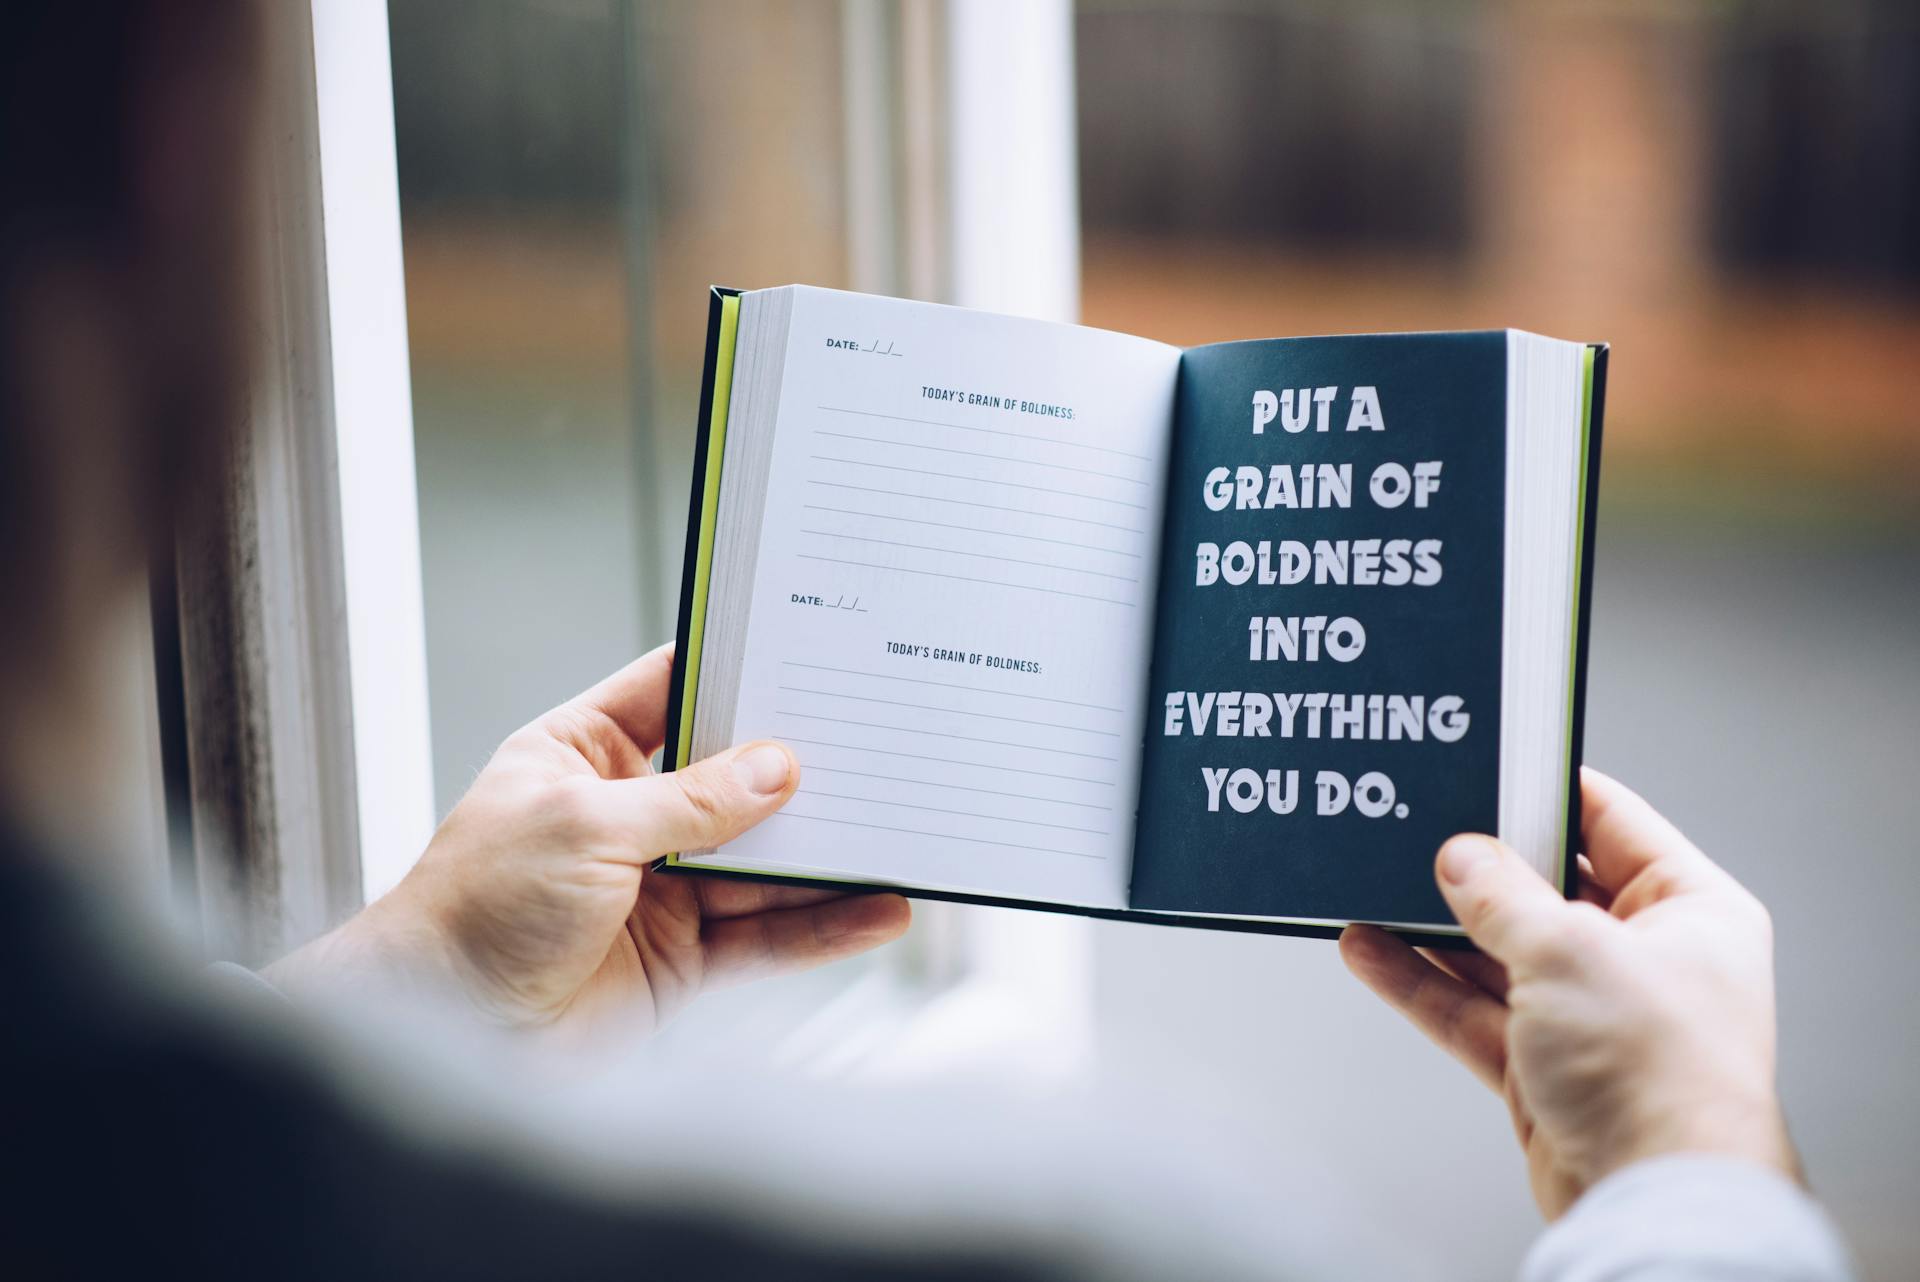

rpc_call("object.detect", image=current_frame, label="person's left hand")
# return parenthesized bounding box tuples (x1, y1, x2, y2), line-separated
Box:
(268, 643, 910, 1040)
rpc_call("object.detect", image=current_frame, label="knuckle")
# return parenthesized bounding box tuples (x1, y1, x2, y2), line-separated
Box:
(1474, 887, 1596, 968)
(492, 724, 548, 765)
(673, 768, 734, 831)
(542, 776, 601, 841)
(1462, 884, 1510, 932)
(519, 707, 575, 747)
(1468, 893, 1535, 951)
(1536, 900, 1604, 958)
(1635, 858, 1687, 904)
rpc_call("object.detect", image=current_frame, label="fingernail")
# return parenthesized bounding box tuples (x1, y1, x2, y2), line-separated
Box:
(1438, 835, 1498, 885)
(733, 743, 794, 796)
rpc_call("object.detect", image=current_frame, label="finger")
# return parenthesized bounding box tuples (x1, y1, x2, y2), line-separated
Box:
(1341, 926, 1508, 1091)
(1419, 945, 1510, 1001)
(702, 894, 912, 988)
(1435, 834, 1593, 971)
(1578, 767, 1717, 897)
(691, 877, 852, 920)
(570, 643, 677, 760)
(591, 740, 798, 860)
(1574, 855, 1613, 910)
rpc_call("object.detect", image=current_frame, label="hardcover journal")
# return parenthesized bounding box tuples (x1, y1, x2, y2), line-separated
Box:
(664, 286, 1606, 941)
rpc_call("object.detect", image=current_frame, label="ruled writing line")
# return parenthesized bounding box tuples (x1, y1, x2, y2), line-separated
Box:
(809, 455, 1146, 510)
(797, 554, 1135, 606)
(807, 480, 1143, 534)
(814, 430, 1149, 485)
(780, 737, 1115, 785)
(817, 405, 1152, 462)
(778, 685, 1120, 736)
(801, 505, 1141, 559)
(781, 661, 1123, 713)
(771, 811, 1104, 859)
(801, 791, 1109, 836)
(804, 766, 1113, 810)
(774, 710, 1119, 761)
(798, 530, 1139, 583)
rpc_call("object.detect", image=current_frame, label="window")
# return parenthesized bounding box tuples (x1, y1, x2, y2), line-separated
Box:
(1077, 0, 1476, 257)
(387, 0, 1098, 1069)
(147, 0, 1088, 1072)
(1706, 0, 1920, 292)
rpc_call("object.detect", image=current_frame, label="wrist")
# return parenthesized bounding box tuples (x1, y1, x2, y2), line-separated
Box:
(262, 881, 461, 1006)
(1606, 1091, 1801, 1191)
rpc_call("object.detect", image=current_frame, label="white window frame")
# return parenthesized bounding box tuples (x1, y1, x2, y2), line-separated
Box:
(309, 0, 437, 903)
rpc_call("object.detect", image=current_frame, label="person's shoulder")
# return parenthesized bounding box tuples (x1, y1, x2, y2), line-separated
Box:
(1, 836, 231, 1065)
(0, 835, 362, 1273)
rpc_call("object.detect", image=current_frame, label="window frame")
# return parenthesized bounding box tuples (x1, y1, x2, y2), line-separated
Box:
(159, 0, 432, 965)
(308, 0, 439, 905)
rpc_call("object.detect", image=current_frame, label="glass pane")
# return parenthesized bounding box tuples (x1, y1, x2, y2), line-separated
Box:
(390, 0, 849, 809)
(389, 0, 872, 1046)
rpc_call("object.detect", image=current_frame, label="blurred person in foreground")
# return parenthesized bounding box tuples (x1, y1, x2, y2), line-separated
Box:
(0, 5, 1855, 1280)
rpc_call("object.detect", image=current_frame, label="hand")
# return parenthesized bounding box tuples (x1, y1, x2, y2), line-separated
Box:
(269, 644, 910, 1040)
(1340, 767, 1797, 1219)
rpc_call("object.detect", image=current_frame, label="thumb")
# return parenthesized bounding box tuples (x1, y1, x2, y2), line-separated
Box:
(1435, 834, 1583, 969)
(597, 741, 798, 859)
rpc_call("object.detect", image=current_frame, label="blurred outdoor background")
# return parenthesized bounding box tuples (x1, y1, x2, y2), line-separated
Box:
(387, 2, 1917, 1278)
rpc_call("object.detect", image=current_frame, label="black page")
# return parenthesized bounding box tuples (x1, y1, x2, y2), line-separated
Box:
(1128, 334, 1509, 925)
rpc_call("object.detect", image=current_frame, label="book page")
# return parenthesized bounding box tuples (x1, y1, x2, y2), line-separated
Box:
(681, 287, 1180, 909)
(1130, 334, 1510, 928)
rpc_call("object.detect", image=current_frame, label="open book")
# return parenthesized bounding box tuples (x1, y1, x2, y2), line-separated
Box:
(664, 286, 1605, 940)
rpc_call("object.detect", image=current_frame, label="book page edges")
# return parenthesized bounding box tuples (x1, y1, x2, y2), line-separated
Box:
(665, 289, 740, 866)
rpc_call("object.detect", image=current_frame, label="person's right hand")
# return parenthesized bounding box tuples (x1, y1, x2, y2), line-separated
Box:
(1340, 767, 1798, 1219)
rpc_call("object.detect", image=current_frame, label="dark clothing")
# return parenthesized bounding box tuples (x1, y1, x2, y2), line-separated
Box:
(0, 840, 1042, 1281)
(3, 831, 1856, 1282)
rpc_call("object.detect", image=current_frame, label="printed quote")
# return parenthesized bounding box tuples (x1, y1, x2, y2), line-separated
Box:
(1166, 384, 1469, 822)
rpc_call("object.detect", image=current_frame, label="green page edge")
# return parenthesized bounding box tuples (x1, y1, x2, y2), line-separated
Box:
(664, 293, 739, 869)
(1554, 346, 1597, 889)
(665, 295, 845, 882)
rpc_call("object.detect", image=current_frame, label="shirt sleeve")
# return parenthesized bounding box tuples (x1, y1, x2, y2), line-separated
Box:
(1522, 1154, 1857, 1282)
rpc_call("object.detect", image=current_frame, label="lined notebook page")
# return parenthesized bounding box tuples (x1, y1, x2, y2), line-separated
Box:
(682, 287, 1181, 908)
